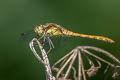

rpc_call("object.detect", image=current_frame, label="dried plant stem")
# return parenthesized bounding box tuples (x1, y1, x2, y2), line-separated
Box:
(52, 46, 120, 80)
(29, 38, 55, 80)
(72, 67, 77, 80)
(29, 38, 120, 80)
(64, 51, 77, 79)
(80, 46, 120, 64)
(79, 51, 86, 80)
(78, 46, 118, 68)
(78, 51, 82, 80)
(56, 51, 76, 78)
(53, 50, 75, 67)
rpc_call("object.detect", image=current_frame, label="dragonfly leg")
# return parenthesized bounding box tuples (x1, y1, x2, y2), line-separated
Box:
(37, 32, 47, 46)
(43, 36, 47, 42)
(47, 37, 54, 54)
(38, 31, 46, 41)
(39, 36, 48, 47)
(38, 35, 54, 54)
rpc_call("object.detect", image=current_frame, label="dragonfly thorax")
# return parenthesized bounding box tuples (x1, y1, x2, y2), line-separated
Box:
(46, 26, 62, 36)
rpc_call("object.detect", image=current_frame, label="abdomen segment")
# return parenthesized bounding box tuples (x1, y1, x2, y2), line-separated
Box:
(63, 29, 114, 43)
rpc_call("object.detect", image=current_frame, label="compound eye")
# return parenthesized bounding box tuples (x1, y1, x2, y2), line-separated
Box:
(34, 24, 43, 31)
(37, 24, 43, 29)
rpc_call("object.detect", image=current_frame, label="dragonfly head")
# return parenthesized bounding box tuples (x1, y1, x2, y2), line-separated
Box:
(34, 24, 44, 36)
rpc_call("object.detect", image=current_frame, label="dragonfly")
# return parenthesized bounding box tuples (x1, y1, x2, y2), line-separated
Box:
(32, 23, 114, 53)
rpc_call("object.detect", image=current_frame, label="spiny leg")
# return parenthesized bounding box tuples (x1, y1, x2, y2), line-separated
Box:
(37, 32, 49, 46)
(41, 36, 47, 46)
(38, 31, 46, 41)
(47, 37, 55, 54)
(38, 35, 54, 54)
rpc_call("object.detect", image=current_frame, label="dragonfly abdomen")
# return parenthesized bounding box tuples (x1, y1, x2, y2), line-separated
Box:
(63, 29, 114, 43)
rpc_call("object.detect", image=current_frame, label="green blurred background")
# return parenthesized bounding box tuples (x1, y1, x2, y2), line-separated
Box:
(0, 0, 120, 80)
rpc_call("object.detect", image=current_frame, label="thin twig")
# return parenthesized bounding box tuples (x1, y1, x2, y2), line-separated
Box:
(78, 50, 82, 80)
(56, 51, 76, 78)
(52, 49, 75, 68)
(80, 46, 120, 64)
(78, 50, 86, 80)
(64, 51, 77, 79)
(80, 48, 116, 68)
